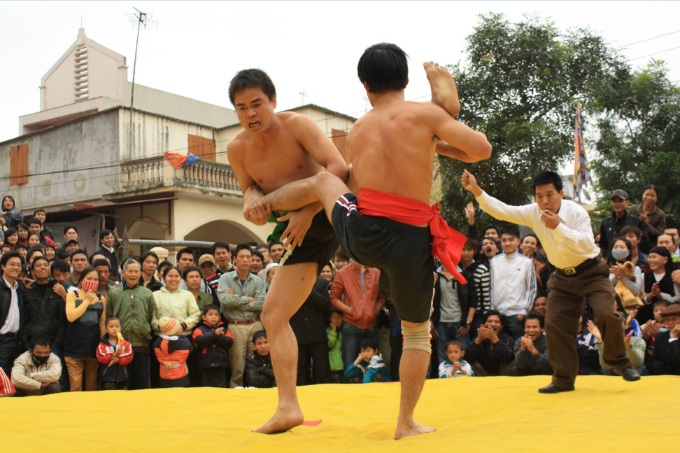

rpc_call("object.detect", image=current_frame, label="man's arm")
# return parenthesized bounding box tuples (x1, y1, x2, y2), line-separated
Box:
(292, 114, 349, 183)
(427, 107, 492, 163)
(227, 138, 270, 226)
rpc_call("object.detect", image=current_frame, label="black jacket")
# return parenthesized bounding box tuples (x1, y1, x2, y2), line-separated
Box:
(21, 280, 66, 349)
(432, 267, 477, 328)
(245, 351, 276, 388)
(599, 211, 650, 256)
(290, 277, 332, 344)
(94, 246, 120, 278)
(649, 330, 680, 375)
(192, 321, 233, 369)
(0, 277, 24, 346)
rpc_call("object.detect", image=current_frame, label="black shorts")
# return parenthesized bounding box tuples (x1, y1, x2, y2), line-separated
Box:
(280, 211, 338, 271)
(331, 193, 434, 323)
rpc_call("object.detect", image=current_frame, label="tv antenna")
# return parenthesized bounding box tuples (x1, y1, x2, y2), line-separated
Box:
(300, 89, 310, 105)
(126, 7, 158, 154)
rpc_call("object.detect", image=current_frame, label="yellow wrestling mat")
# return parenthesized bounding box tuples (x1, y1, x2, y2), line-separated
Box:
(2, 376, 679, 452)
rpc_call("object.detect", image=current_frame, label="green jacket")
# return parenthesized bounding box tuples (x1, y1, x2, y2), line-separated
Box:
(107, 284, 154, 348)
(327, 327, 343, 372)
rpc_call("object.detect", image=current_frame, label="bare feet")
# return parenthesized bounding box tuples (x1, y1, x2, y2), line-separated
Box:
(252, 407, 304, 434)
(424, 61, 460, 118)
(394, 420, 436, 440)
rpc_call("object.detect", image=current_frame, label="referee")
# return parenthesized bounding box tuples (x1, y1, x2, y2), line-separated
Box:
(462, 170, 640, 393)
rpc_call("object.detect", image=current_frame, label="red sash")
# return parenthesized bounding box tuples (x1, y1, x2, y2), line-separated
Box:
(357, 188, 467, 284)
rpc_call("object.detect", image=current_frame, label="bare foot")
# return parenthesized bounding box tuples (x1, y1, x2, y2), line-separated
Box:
(424, 61, 460, 118)
(252, 407, 304, 434)
(394, 420, 436, 440)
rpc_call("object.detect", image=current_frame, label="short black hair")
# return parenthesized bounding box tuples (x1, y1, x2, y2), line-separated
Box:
(500, 225, 520, 239)
(360, 337, 379, 351)
(63, 225, 78, 235)
(252, 330, 267, 343)
(30, 336, 51, 350)
(70, 249, 88, 261)
(483, 224, 500, 237)
(176, 248, 195, 262)
(105, 316, 120, 327)
(463, 237, 479, 252)
(162, 265, 180, 280)
(524, 313, 545, 329)
(235, 243, 253, 257)
(532, 171, 563, 192)
(50, 259, 70, 273)
(251, 250, 264, 263)
(484, 310, 505, 326)
(140, 250, 159, 265)
(30, 255, 49, 270)
(619, 225, 642, 240)
(182, 266, 201, 281)
(202, 304, 221, 316)
(92, 259, 111, 270)
(27, 218, 42, 227)
(446, 339, 464, 350)
(211, 241, 231, 255)
(77, 266, 97, 285)
(99, 229, 113, 241)
(268, 242, 283, 252)
(228, 69, 276, 105)
(357, 43, 409, 93)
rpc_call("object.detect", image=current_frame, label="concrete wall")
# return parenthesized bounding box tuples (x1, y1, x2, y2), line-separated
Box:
(0, 110, 121, 210)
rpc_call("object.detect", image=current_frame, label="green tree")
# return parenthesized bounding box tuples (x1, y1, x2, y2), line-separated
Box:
(438, 13, 628, 229)
(590, 60, 680, 223)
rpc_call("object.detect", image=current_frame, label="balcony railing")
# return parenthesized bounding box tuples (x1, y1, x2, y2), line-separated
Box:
(120, 156, 242, 196)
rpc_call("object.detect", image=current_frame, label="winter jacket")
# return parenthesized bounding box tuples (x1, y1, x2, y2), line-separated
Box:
(192, 321, 234, 369)
(107, 284, 154, 348)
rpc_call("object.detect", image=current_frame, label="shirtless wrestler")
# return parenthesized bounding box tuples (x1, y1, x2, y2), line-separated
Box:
(245, 43, 492, 439)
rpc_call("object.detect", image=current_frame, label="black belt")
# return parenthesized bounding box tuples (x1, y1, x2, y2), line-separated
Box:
(0, 331, 18, 338)
(555, 257, 600, 277)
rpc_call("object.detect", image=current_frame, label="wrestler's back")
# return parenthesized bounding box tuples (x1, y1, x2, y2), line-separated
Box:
(230, 112, 325, 194)
(347, 100, 437, 205)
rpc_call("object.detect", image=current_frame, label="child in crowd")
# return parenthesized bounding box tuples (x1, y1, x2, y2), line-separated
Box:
(327, 310, 344, 383)
(192, 304, 234, 387)
(641, 300, 670, 365)
(96, 316, 133, 390)
(439, 340, 475, 378)
(153, 317, 193, 388)
(344, 338, 391, 383)
(245, 330, 276, 388)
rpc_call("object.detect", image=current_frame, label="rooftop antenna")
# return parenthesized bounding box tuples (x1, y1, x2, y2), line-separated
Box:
(299, 89, 310, 105)
(126, 7, 158, 154)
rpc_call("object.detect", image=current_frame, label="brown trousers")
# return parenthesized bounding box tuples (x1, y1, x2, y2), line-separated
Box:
(65, 357, 99, 391)
(545, 261, 631, 389)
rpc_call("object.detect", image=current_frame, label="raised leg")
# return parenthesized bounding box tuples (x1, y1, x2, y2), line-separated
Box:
(424, 61, 460, 118)
(252, 262, 319, 434)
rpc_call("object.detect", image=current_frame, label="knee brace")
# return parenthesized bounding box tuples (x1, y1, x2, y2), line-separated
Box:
(401, 321, 432, 353)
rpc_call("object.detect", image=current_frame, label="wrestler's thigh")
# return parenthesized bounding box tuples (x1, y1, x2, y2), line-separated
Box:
(262, 262, 319, 319)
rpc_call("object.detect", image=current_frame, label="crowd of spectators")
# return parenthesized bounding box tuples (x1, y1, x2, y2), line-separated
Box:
(1, 184, 680, 396)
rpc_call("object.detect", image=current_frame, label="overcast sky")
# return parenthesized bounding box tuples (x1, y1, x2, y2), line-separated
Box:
(1, 1, 678, 144)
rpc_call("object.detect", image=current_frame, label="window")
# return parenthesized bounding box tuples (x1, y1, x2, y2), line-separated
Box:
(187, 134, 216, 161)
(10, 144, 28, 186)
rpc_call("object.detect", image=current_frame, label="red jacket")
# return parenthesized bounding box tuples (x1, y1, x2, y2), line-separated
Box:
(330, 264, 385, 330)
(153, 336, 192, 381)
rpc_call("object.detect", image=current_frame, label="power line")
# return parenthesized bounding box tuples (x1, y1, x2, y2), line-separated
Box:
(629, 45, 680, 62)
(617, 29, 680, 49)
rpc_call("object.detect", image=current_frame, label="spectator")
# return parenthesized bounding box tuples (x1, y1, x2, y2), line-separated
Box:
(664, 227, 680, 257)
(11, 337, 61, 396)
(31, 208, 56, 246)
(577, 313, 602, 375)
(531, 297, 547, 317)
(643, 246, 680, 324)
(63, 226, 78, 243)
(620, 225, 647, 268)
(264, 263, 278, 292)
(268, 241, 285, 264)
(62, 239, 79, 255)
(327, 310, 344, 383)
(151, 266, 200, 338)
(107, 258, 155, 390)
(629, 185, 666, 245)
(657, 233, 680, 265)
(641, 300, 670, 366)
(183, 267, 213, 313)
(217, 244, 265, 388)
(2, 195, 24, 230)
(432, 263, 476, 366)
(464, 310, 514, 376)
(21, 257, 66, 372)
(599, 189, 650, 258)
(93, 259, 114, 302)
(648, 303, 680, 375)
(198, 254, 217, 280)
(478, 236, 500, 268)
(94, 229, 119, 280)
(520, 233, 551, 298)
(290, 275, 332, 385)
(330, 260, 384, 370)
(459, 238, 491, 338)
(64, 267, 106, 391)
(0, 251, 24, 376)
(244, 330, 275, 388)
(344, 337, 391, 383)
(250, 250, 265, 275)
(332, 247, 350, 271)
(96, 316, 133, 390)
(438, 339, 474, 378)
(192, 304, 234, 388)
(4, 228, 18, 249)
(489, 225, 536, 341)
(153, 317, 192, 388)
(319, 261, 336, 287)
(511, 314, 552, 376)
(43, 244, 56, 262)
(139, 251, 163, 291)
(17, 223, 29, 246)
(254, 244, 271, 268)
(608, 238, 644, 313)
(68, 249, 89, 287)
(26, 233, 41, 249)
(205, 241, 233, 300)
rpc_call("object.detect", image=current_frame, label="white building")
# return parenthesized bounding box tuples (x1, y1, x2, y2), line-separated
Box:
(0, 29, 355, 257)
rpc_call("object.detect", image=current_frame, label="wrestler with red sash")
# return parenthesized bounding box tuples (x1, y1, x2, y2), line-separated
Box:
(245, 43, 492, 439)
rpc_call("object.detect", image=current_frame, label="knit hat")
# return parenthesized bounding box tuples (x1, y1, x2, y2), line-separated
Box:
(159, 317, 182, 336)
